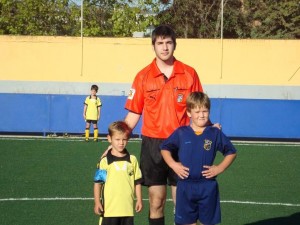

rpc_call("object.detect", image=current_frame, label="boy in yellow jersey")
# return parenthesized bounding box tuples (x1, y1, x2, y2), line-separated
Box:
(83, 84, 102, 141)
(93, 121, 143, 225)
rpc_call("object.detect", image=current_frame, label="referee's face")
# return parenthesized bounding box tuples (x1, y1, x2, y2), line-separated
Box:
(153, 36, 175, 64)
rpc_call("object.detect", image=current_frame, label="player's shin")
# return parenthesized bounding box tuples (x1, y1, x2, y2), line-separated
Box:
(85, 129, 89, 141)
(94, 128, 98, 142)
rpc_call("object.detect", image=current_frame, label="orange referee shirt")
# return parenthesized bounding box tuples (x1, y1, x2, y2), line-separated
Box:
(125, 58, 203, 139)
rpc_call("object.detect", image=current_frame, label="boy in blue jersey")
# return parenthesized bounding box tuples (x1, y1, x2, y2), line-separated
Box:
(160, 92, 237, 225)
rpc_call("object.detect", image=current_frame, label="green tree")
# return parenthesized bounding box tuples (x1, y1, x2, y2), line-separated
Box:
(0, 0, 78, 35)
(0, 0, 299, 38)
(78, 0, 160, 37)
(110, 0, 160, 37)
(157, 0, 299, 39)
(157, 0, 246, 38)
(81, 0, 116, 36)
(244, 0, 300, 39)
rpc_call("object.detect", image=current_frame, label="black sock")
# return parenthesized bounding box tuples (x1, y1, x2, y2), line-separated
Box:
(149, 217, 164, 225)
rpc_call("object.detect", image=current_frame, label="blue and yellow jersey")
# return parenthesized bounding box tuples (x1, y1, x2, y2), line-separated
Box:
(95, 150, 142, 217)
(161, 126, 237, 181)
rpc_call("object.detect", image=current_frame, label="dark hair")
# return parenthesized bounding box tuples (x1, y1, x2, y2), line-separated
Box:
(151, 25, 176, 49)
(108, 121, 132, 138)
(91, 84, 98, 92)
(186, 92, 211, 112)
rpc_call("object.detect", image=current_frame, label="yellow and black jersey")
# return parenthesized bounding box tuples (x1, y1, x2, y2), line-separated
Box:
(96, 149, 142, 217)
(84, 95, 101, 120)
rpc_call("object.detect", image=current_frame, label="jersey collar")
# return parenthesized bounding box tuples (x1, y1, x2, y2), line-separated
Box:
(152, 58, 186, 78)
(106, 149, 131, 165)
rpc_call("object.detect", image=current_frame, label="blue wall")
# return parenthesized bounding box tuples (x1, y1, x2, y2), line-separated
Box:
(0, 93, 299, 139)
(0, 94, 140, 136)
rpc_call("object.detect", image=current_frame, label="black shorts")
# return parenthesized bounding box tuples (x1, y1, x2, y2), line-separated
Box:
(100, 216, 133, 225)
(86, 120, 97, 124)
(140, 135, 177, 186)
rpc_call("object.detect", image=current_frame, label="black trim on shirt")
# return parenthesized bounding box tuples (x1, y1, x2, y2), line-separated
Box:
(106, 149, 131, 165)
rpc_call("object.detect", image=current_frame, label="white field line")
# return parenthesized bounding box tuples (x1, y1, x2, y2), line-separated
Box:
(0, 137, 300, 146)
(0, 197, 299, 207)
(232, 142, 300, 147)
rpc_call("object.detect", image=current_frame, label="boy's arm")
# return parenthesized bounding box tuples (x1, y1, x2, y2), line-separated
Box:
(97, 106, 101, 121)
(93, 183, 104, 215)
(83, 104, 87, 119)
(202, 153, 237, 178)
(134, 184, 143, 213)
(161, 150, 189, 179)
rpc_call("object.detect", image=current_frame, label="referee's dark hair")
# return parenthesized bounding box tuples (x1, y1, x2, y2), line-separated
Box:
(151, 25, 177, 49)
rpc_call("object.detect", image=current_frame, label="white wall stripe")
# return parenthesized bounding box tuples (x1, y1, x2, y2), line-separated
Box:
(1, 81, 300, 100)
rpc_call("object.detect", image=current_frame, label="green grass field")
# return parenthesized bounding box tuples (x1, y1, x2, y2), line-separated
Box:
(0, 138, 300, 225)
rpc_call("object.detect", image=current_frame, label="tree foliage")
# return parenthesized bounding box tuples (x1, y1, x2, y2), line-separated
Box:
(244, 0, 300, 39)
(0, 0, 299, 38)
(110, 0, 160, 37)
(158, 0, 299, 39)
(0, 0, 78, 35)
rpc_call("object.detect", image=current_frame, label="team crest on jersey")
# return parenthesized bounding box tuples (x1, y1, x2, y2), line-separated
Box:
(177, 94, 184, 103)
(128, 169, 134, 176)
(204, 139, 212, 151)
(128, 88, 135, 100)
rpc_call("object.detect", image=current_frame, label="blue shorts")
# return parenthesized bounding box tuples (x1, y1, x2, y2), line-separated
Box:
(175, 179, 221, 225)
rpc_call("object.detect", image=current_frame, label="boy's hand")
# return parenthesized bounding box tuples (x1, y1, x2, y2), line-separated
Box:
(202, 165, 222, 178)
(94, 202, 104, 215)
(135, 200, 143, 213)
(171, 162, 189, 179)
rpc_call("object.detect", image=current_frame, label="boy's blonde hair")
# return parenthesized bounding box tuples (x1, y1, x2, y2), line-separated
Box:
(186, 92, 211, 112)
(108, 121, 131, 138)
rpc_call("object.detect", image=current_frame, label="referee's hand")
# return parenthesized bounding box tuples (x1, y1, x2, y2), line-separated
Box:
(100, 145, 112, 159)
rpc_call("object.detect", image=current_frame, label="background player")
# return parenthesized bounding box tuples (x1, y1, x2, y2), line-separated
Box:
(161, 92, 237, 225)
(83, 84, 102, 142)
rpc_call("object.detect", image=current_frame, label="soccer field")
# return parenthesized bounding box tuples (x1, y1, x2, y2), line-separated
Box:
(0, 138, 299, 225)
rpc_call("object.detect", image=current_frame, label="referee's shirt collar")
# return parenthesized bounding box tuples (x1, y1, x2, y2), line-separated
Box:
(152, 58, 185, 78)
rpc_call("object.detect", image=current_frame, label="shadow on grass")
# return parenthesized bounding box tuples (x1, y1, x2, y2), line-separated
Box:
(244, 212, 300, 225)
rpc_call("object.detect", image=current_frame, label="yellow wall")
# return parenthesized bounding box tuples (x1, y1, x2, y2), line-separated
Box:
(1, 36, 299, 85)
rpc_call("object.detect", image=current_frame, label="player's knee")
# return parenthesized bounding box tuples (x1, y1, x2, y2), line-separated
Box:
(149, 197, 165, 212)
